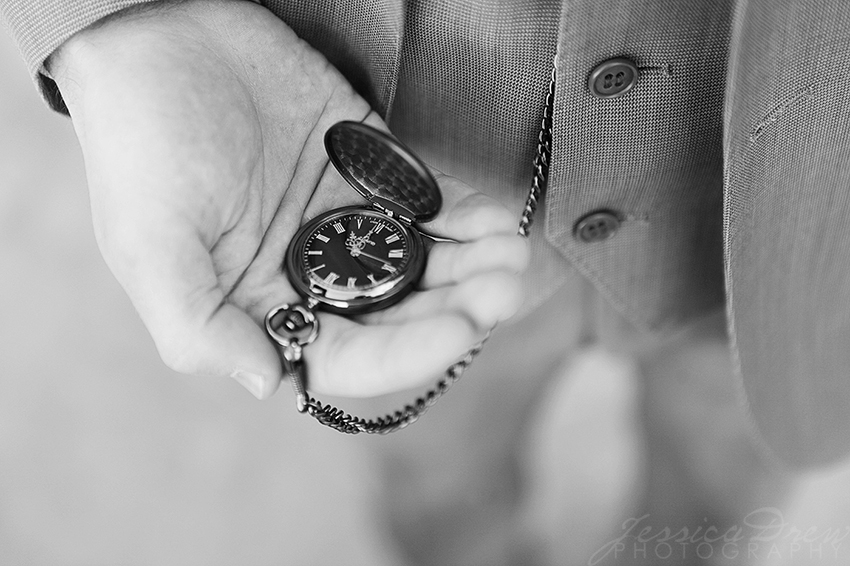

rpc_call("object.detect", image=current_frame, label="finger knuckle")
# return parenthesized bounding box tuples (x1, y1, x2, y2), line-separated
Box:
(156, 332, 207, 375)
(470, 272, 523, 325)
(469, 194, 516, 231)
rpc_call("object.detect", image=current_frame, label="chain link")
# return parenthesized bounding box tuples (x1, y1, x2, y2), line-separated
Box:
(518, 65, 556, 238)
(281, 65, 556, 434)
(298, 335, 488, 434)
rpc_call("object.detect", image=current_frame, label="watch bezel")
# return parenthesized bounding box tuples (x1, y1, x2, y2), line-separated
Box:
(285, 206, 426, 314)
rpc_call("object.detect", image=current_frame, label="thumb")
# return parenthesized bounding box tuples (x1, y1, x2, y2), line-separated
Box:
(101, 217, 282, 399)
(420, 170, 521, 241)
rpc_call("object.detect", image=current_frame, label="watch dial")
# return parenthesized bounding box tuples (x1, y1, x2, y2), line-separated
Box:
(302, 212, 411, 292)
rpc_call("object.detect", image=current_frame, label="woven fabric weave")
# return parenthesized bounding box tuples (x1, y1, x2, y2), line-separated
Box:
(725, 0, 850, 465)
(546, 0, 733, 331)
(0, 0, 161, 109)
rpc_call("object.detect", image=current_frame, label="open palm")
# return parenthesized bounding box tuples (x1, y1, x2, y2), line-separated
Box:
(51, 0, 527, 401)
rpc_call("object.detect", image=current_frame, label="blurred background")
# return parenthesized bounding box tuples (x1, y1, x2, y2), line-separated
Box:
(5, 20, 850, 566)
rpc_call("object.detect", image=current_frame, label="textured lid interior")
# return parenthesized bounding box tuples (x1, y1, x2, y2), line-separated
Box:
(325, 121, 442, 222)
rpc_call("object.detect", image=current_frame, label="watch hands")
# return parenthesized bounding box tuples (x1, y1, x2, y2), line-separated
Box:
(346, 224, 378, 251)
(347, 246, 393, 267)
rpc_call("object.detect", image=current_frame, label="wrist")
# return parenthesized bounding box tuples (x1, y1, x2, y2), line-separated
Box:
(48, 0, 258, 110)
(49, 1, 175, 78)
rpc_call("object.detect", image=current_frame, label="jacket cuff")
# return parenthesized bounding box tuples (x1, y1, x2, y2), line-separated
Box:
(1, 0, 163, 113)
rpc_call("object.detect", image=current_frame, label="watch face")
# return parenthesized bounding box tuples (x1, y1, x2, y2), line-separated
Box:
(286, 207, 425, 314)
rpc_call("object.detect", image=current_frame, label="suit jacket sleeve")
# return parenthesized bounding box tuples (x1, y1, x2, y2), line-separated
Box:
(1, 0, 164, 112)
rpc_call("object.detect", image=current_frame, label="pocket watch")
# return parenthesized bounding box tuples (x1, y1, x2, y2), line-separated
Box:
(265, 121, 451, 432)
(265, 63, 555, 435)
(283, 121, 441, 314)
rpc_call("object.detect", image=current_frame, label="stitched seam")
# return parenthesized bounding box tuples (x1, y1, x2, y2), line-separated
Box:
(546, 217, 674, 333)
(381, 2, 405, 122)
(750, 84, 815, 143)
(638, 63, 672, 78)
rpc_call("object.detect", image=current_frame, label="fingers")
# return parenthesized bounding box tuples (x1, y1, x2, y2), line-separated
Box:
(318, 262, 525, 397)
(250, 270, 520, 398)
(303, 312, 481, 398)
(364, 271, 524, 329)
(420, 234, 529, 289)
(101, 217, 284, 399)
(420, 171, 519, 241)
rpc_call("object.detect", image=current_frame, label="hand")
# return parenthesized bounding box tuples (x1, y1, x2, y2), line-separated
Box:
(50, 0, 528, 400)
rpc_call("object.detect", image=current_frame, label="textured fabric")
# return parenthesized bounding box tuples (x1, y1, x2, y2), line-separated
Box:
(387, 0, 568, 315)
(0, 0, 162, 108)
(6, 0, 850, 465)
(547, 0, 732, 331)
(263, 0, 404, 118)
(725, 0, 850, 466)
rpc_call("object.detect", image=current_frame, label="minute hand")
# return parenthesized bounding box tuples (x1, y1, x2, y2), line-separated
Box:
(348, 247, 393, 266)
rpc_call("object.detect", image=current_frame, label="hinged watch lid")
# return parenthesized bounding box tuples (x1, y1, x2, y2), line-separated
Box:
(325, 121, 442, 223)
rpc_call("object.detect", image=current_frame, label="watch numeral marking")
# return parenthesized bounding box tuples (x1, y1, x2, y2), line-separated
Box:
(368, 274, 379, 285)
(372, 222, 385, 234)
(381, 264, 397, 273)
(388, 249, 403, 258)
(324, 272, 340, 284)
(307, 250, 323, 255)
(315, 234, 330, 243)
(385, 233, 400, 244)
(333, 222, 345, 234)
(347, 277, 357, 289)
(356, 218, 363, 229)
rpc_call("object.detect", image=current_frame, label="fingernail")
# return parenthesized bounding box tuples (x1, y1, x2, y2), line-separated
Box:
(231, 370, 266, 400)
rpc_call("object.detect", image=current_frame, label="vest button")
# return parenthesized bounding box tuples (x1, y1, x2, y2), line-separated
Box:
(575, 211, 621, 243)
(588, 58, 639, 99)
